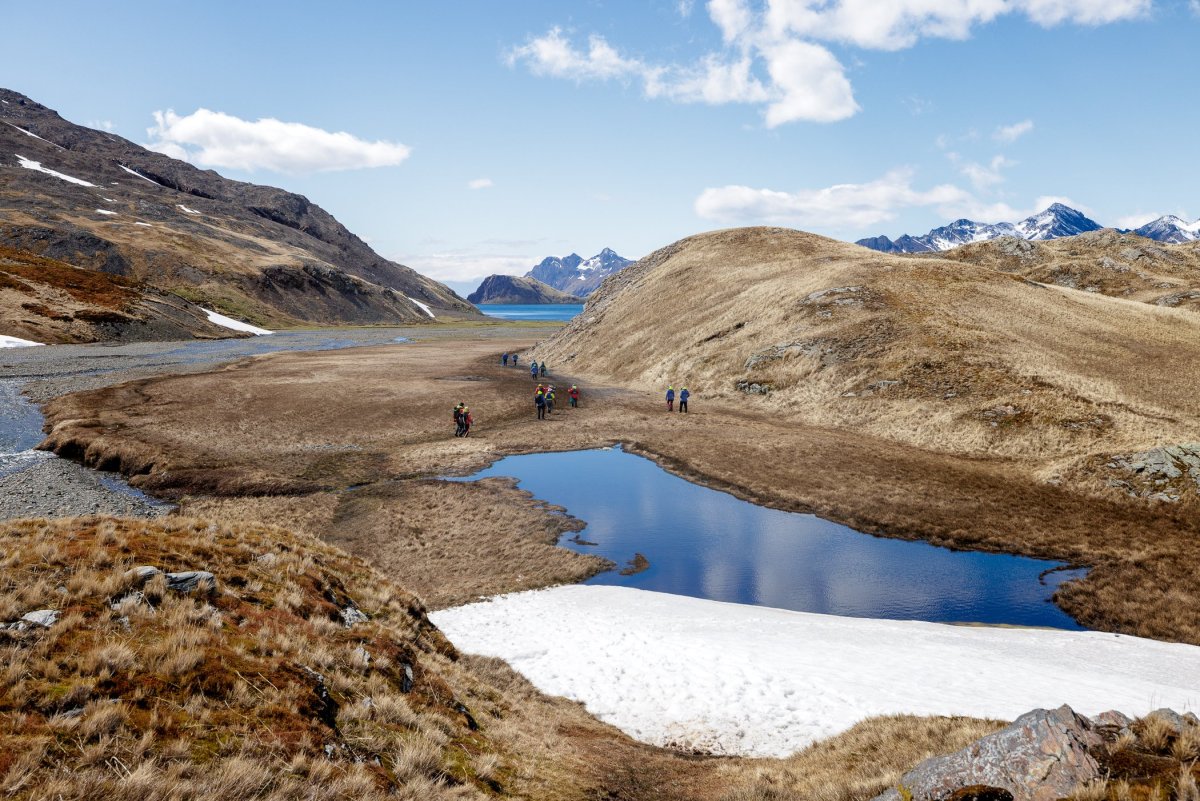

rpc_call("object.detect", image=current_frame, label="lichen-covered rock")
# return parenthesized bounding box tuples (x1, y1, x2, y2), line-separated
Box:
(871, 705, 1101, 801)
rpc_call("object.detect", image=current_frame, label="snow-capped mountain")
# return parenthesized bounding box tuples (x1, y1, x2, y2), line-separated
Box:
(1133, 215, 1200, 244)
(858, 204, 1103, 254)
(526, 247, 633, 296)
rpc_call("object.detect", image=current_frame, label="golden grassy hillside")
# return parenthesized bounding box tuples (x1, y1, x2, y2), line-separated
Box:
(534, 227, 1200, 489)
(931, 230, 1200, 311)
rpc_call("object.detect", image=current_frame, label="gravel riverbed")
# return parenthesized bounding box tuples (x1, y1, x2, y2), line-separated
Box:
(0, 325, 559, 523)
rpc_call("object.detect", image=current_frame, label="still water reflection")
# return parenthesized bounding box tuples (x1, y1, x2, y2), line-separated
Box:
(461, 447, 1086, 629)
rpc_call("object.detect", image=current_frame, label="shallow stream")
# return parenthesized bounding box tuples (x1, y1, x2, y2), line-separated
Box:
(461, 447, 1086, 629)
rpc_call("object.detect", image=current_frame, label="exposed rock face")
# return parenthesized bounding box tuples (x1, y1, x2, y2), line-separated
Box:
(467, 274, 583, 305)
(0, 87, 479, 338)
(1106, 443, 1200, 503)
(871, 706, 1102, 801)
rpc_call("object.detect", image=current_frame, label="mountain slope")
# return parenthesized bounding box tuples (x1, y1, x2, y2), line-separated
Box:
(1133, 215, 1200, 244)
(467, 274, 583, 304)
(526, 248, 632, 296)
(0, 244, 236, 343)
(858, 204, 1103, 253)
(0, 88, 479, 333)
(533, 227, 1200, 494)
(927, 230, 1200, 312)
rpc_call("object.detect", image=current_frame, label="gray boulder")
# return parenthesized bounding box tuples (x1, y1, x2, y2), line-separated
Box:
(6, 609, 60, 630)
(871, 705, 1101, 801)
(125, 565, 216, 594)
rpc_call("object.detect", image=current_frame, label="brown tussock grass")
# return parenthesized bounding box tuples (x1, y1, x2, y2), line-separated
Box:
(0, 516, 1005, 801)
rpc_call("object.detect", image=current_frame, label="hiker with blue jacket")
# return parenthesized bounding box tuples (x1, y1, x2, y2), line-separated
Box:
(679, 387, 690, 413)
(530, 361, 539, 380)
(666, 386, 675, 412)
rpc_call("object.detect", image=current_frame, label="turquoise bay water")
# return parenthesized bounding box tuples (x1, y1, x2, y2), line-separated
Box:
(459, 447, 1086, 629)
(478, 304, 583, 321)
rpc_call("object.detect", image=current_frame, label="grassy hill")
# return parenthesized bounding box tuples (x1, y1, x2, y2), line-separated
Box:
(929, 229, 1200, 311)
(533, 227, 1200, 498)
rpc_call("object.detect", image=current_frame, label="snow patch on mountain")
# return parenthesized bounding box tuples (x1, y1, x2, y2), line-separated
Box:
(14, 154, 96, 187)
(859, 203, 1102, 253)
(118, 164, 163, 186)
(526, 248, 633, 296)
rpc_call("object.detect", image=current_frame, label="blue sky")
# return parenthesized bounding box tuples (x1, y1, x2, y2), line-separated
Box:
(2, 0, 1197, 293)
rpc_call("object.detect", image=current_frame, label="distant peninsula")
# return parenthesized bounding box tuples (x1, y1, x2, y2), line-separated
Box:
(468, 274, 584, 305)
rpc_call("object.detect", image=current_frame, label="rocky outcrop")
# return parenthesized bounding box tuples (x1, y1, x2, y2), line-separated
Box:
(872, 706, 1102, 801)
(1106, 443, 1200, 502)
(467, 274, 583, 305)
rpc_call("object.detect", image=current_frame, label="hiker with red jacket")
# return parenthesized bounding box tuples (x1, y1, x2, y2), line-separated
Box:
(461, 406, 473, 436)
(568, 385, 580, 408)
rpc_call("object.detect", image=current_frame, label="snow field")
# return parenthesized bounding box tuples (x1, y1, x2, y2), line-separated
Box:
(0, 335, 45, 348)
(407, 297, 435, 318)
(200, 309, 273, 336)
(431, 585, 1200, 758)
(15, 154, 95, 187)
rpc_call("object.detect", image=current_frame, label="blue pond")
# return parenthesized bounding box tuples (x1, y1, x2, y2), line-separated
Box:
(477, 304, 583, 321)
(460, 447, 1086, 629)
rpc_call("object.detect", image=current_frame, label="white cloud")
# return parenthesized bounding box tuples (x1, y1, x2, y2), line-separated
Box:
(145, 109, 411, 174)
(87, 120, 116, 132)
(1115, 211, 1163, 229)
(764, 0, 1149, 50)
(960, 154, 1016, 190)
(1192, 0, 1200, 15)
(505, 27, 643, 81)
(401, 249, 538, 283)
(509, 26, 856, 125)
(468, 178, 494, 190)
(994, 119, 1035, 142)
(694, 168, 971, 228)
(678, 0, 697, 17)
(1016, 0, 1151, 26)
(509, 2, 1146, 125)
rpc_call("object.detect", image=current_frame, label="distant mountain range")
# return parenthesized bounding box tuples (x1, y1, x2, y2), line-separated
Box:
(467, 274, 582, 305)
(0, 87, 476, 343)
(527, 248, 633, 297)
(857, 203, 1200, 254)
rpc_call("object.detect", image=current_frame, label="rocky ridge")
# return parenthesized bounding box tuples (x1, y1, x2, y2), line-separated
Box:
(0, 87, 479, 339)
(526, 247, 633, 296)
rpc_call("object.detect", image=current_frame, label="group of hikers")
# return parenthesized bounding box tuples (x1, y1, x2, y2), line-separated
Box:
(452, 354, 690, 436)
(665, 385, 690, 413)
(501, 352, 549, 379)
(534, 382, 579, 419)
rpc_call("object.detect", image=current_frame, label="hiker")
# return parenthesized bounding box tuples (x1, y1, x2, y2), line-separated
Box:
(665, 386, 675, 412)
(530, 361, 539, 380)
(568, 385, 580, 408)
(539, 361, 547, 377)
(502, 352, 509, 366)
(679, 387, 689, 413)
(535, 388, 546, 420)
(512, 354, 519, 367)
(461, 406, 473, 436)
(453, 402, 466, 437)
(545, 386, 555, 414)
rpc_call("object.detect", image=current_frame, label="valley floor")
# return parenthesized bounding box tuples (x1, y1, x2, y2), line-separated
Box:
(9, 324, 1200, 798)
